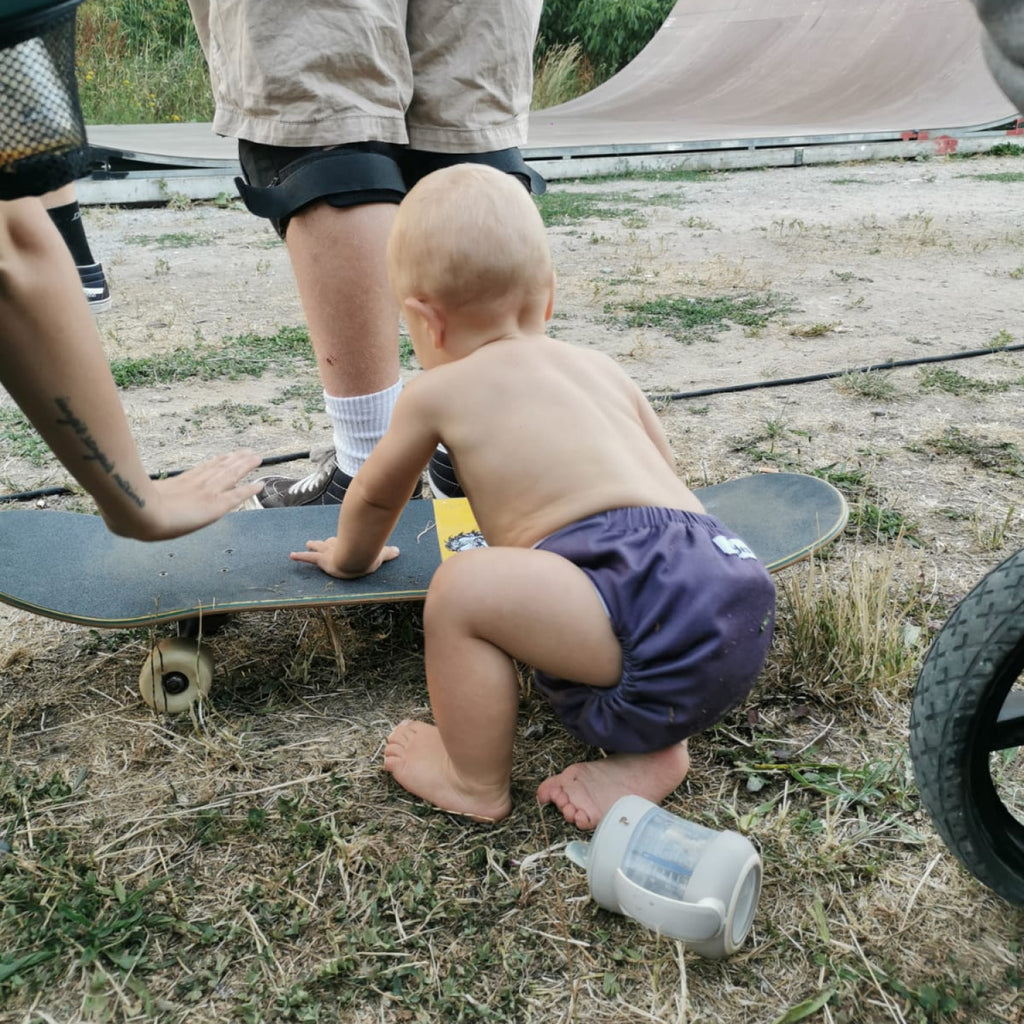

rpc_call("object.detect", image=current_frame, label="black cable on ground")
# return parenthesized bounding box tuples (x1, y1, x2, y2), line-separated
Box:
(2, 340, 1022, 506)
(646, 340, 1024, 402)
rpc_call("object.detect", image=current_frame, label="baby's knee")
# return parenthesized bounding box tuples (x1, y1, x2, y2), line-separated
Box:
(424, 549, 494, 630)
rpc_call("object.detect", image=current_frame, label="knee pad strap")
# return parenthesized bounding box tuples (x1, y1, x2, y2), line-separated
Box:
(400, 147, 547, 195)
(235, 148, 406, 223)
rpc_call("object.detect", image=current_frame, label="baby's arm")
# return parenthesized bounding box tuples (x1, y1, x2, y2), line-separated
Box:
(291, 381, 439, 577)
(0, 198, 261, 540)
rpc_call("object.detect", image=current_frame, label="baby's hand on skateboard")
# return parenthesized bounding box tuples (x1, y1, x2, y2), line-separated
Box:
(290, 539, 399, 579)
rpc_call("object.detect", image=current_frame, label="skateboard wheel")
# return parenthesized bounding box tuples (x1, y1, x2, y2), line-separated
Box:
(139, 637, 213, 713)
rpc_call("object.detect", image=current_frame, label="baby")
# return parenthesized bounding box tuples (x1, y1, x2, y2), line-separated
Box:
(292, 164, 775, 829)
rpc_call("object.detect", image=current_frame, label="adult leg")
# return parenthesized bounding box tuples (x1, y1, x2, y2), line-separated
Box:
(286, 202, 399, 398)
(384, 546, 622, 822)
(41, 182, 110, 312)
(233, 143, 407, 507)
(186, 0, 414, 506)
(280, 200, 402, 496)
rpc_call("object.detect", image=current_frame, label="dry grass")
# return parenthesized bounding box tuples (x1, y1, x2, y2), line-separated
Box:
(532, 42, 595, 111)
(1, 536, 1020, 1023)
(4, 159, 1024, 1022)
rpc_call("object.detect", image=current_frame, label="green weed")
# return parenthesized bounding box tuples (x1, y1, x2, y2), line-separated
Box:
(535, 191, 643, 227)
(918, 367, 1009, 395)
(836, 370, 898, 401)
(972, 504, 1017, 552)
(191, 402, 280, 432)
(849, 501, 921, 545)
(983, 142, 1024, 157)
(913, 426, 1024, 477)
(961, 171, 1024, 183)
(728, 419, 802, 469)
(789, 322, 840, 338)
(0, 408, 49, 466)
(124, 232, 214, 249)
(109, 326, 314, 388)
(815, 467, 919, 545)
(272, 383, 325, 414)
(610, 292, 791, 342)
(593, 166, 716, 184)
(680, 214, 717, 229)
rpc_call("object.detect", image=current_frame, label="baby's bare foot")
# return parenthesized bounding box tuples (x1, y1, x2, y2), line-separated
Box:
(536, 742, 690, 830)
(383, 720, 512, 823)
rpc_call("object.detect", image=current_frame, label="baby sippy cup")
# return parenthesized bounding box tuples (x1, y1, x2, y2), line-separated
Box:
(566, 795, 761, 958)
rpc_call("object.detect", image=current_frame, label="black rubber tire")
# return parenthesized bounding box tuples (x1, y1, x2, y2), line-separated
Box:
(909, 548, 1024, 904)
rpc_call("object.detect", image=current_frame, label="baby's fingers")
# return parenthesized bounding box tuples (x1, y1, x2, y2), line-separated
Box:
(290, 538, 332, 563)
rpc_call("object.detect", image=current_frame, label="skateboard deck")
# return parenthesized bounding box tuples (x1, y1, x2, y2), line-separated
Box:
(0, 472, 846, 629)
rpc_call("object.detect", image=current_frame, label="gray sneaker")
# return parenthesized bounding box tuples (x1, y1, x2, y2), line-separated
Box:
(254, 451, 352, 508)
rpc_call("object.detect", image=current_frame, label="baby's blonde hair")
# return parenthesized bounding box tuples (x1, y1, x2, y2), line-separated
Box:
(387, 163, 552, 312)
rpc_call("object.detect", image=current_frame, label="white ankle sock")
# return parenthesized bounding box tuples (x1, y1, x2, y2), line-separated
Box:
(324, 380, 402, 477)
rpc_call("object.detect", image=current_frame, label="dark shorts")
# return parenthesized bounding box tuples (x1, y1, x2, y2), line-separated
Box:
(533, 506, 776, 754)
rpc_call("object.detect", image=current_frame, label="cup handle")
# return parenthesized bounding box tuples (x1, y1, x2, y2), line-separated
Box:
(614, 869, 725, 941)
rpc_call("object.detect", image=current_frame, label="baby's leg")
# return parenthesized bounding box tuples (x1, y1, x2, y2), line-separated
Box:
(536, 742, 691, 831)
(384, 546, 621, 822)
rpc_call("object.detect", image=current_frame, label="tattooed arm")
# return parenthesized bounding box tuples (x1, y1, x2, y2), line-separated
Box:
(0, 198, 261, 540)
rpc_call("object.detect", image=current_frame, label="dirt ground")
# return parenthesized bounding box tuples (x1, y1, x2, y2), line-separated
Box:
(8, 154, 1023, 568)
(1, 153, 1023, 1022)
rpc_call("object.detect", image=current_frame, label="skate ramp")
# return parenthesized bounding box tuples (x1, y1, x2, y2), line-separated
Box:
(86, 0, 1018, 171)
(527, 0, 1018, 149)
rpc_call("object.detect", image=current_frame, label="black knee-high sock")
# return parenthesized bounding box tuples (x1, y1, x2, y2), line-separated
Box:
(46, 200, 96, 267)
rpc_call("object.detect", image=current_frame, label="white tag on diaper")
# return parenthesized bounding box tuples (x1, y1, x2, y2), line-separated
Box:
(713, 535, 757, 560)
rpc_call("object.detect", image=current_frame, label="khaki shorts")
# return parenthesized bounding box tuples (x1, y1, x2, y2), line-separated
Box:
(187, 0, 541, 151)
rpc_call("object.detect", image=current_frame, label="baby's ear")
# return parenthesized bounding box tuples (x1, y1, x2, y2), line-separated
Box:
(404, 297, 446, 348)
(545, 271, 557, 322)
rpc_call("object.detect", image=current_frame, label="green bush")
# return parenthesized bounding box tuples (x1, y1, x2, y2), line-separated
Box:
(76, 0, 213, 123)
(537, 0, 582, 58)
(538, 0, 675, 76)
(86, 0, 197, 58)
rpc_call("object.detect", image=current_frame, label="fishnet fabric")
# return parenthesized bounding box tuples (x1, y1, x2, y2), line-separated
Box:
(0, 3, 89, 199)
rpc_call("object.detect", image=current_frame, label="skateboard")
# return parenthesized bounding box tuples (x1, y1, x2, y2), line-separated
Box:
(0, 472, 847, 712)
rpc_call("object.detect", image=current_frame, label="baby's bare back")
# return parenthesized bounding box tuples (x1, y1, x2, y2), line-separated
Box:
(429, 336, 703, 547)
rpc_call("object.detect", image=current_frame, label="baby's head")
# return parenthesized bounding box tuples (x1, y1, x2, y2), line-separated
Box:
(387, 164, 552, 326)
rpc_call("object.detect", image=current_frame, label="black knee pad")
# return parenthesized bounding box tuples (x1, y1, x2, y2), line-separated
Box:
(236, 141, 407, 237)
(398, 147, 547, 195)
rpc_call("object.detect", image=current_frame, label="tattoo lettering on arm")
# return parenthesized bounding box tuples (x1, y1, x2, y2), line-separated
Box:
(53, 396, 146, 508)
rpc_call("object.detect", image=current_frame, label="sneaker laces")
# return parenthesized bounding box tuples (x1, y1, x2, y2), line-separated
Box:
(286, 455, 337, 495)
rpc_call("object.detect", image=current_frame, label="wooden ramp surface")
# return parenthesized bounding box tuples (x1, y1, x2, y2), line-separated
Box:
(87, 0, 1016, 168)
